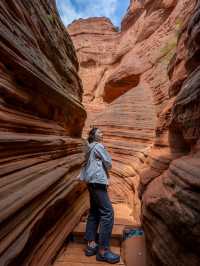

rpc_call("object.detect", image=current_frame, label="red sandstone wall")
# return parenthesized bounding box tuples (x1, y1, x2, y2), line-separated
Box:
(2, 0, 199, 265)
(0, 1, 87, 265)
(139, 1, 200, 265)
(67, 0, 195, 224)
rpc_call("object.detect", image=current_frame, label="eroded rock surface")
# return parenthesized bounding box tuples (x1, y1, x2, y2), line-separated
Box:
(67, 17, 119, 105)
(139, 1, 200, 265)
(67, 0, 195, 225)
(0, 1, 87, 265)
(92, 85, 155, 216)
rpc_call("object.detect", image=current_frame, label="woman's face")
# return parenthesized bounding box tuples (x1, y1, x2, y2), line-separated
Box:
(95, 129, 103, 142)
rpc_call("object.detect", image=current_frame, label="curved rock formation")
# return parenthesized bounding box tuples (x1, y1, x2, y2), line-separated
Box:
(2, 0, 199, 265)
(0, 1, 87, 265)
(139, 1, 200, 265)
(92, 85, 155, 218)
(67, 0, 195, 225)
(67, 17, 119, 105)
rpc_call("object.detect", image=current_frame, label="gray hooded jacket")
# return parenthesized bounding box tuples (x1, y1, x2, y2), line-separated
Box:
(79, 142, 112, 185)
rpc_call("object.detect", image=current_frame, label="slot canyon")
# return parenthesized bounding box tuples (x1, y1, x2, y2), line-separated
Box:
(0, 0, 200, 265)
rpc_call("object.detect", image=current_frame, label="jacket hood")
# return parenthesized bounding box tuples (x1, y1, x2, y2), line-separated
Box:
(89, 141, 98, 150)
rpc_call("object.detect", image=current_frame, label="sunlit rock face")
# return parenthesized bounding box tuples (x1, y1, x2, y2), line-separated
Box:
(0, 1, 87, 265)
(68, 0, 195, 224)
(67, 17, 119, 104)
(139, 0, 200, 265)
(92, 85, 155, 217)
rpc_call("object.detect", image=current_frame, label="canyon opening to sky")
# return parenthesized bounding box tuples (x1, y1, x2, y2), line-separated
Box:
(0, 1, 199, 266)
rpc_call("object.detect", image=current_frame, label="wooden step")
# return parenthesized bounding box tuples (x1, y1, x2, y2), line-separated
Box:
(53, 242, 124, 266)
(54, 262, 123, 266)
(72, 222, 124, 246)
(53, 203, 140, 266)
(73, 222, 125, 239)
(54, 263, 122, 266)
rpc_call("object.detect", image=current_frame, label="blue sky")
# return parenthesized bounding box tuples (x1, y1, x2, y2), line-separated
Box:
(56, 0, 130, 27)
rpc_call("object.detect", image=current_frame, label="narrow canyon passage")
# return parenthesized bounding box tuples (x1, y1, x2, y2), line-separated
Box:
(0, 0, 200, 266)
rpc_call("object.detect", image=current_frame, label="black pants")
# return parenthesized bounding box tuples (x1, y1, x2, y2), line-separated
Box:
(85, 183, 114, 248)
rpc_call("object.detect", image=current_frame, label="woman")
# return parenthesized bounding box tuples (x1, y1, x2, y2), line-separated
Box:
(79, 127, 120, 264)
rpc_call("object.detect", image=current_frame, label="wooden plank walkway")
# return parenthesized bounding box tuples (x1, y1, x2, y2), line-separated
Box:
(53, 203, 141, 266)
(54, 243, 124, 266)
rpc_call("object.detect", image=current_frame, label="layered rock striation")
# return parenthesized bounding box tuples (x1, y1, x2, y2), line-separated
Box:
(67, 0, 195, 224)
(67, 17, 119, 105)
(139, 1, 200, 265)
(92, 85, 155, 215)
(2, 0, 199, 265)
(0, 1, 87, 265)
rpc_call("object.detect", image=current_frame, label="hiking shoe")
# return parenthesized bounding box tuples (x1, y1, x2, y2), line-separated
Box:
(85, 245, 98, 256)
(96, 249, 120, 264)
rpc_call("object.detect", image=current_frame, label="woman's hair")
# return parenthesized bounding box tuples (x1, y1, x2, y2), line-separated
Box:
(87, 127, 99, 143)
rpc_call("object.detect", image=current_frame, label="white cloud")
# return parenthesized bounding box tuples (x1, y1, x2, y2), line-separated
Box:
(56, 0, 81, 26)
(56, 0, 118, 26)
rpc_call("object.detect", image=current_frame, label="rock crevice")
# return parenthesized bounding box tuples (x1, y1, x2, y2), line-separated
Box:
(67, 0, 196, 228)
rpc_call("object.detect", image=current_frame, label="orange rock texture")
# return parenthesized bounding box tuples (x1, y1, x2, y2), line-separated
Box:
(139, 1, 200, 265)
(67, 11, 157, 223)
(67, 0, 196, 225)
(1, 0, 199, 265)
(0, 1, 88, 265)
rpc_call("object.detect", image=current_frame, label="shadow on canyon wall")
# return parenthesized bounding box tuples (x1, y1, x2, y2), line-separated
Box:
(0, 0, 199, 265)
